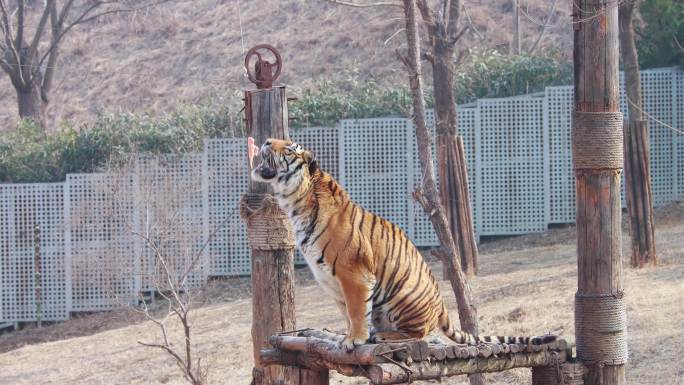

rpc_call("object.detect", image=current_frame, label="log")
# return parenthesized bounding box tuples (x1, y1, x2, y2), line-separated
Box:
(298, 329, 344, 342)
(262, 347, 568, 384)
(367, 349, 567, 384)
(428, 344, 448, 360)
(298, 329, 430, 363)
(268, 335, 392, 365)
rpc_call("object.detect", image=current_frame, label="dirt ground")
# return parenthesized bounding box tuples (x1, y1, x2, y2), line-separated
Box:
(1, 204, 683, 385)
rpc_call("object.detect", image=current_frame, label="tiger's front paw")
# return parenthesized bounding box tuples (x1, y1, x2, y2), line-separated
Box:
(340, 335, 367, 352)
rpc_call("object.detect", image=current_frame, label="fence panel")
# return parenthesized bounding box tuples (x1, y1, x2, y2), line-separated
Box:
(66, 173, 140, 311)
(0, 188, 5, 322)
(136, 154, 207, 290)
(460, 105, 480, 236)
(476, 94, 549, 235)
(674, 69, 684, 196)
(408, 111, 438, 246)
(408, 107, 479, 246)
(204, 139, 250, 276)
(339, 118, 412, 233)
(544, 86, 575, 224)
(0, 184, 69, 322)
(291, 126, 341, 180)
(640, 69, 676, 206)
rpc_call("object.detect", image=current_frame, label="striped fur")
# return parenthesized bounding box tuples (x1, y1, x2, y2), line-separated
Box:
(251, 139, 555, 350)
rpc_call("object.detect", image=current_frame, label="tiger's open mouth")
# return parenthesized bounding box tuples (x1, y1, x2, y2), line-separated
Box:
(255, 149, 278, 180)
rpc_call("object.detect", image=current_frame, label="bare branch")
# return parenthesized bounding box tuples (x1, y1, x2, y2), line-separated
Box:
(41, 0, 60, 99)
(675, 36, 684, 54)
(454, 48, 469, 67)
(422, 50, 435, 63)
(327, 0, 402, 8)
(0, 56, 10, 71)
(14, 0, 23, 48)
(449, 25, 469, 45)
(461, 3, 484, 41)
(416, 0, 436, 32)
(27, 0, 53, 65)
(56, 0, 75, 28)
(527, 0, 560, 55)
(37, 0, 171, 78)
(395, 48, 412, 72)
(383, 27, 406, 46)
(138, 341, 188, 372)
(445, 0, 462, 39)
(0, 0, 25, 84)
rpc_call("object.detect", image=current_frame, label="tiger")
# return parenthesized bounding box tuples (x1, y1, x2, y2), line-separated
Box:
(250, 138, 556, 351)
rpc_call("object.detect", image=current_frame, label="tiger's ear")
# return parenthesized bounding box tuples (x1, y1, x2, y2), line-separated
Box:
(303, 150, 319, 174)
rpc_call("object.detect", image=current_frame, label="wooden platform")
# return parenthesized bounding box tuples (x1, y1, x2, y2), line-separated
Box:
(260, 329, 570, 384)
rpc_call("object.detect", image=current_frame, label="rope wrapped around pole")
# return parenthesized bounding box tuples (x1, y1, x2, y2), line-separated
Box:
(240, 192, 294, 250)
(560, 362, 587, 385)
(572, 112, 624, 170)
(575, 292, 628, 365)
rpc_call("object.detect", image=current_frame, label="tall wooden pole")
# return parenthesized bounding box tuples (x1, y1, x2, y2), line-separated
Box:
(572, 1, 627, 385)
(243, 86, 329, 385)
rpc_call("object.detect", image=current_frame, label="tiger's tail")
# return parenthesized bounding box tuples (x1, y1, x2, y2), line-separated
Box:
(438, 302, 557, 346)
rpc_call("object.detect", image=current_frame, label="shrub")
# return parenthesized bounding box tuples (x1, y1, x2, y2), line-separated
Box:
(290, 51, 572, 128)
(637, 0, 684, 68)
(453, 49, 573, 104)
(0, 103, 241, 183)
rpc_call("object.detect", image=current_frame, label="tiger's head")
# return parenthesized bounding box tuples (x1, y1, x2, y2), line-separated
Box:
(250, 138, 318, 194)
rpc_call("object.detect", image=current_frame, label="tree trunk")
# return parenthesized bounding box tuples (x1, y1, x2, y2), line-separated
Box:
(573, 0, 627, 384)
(401, 1, 484, 385)
(16, 80, 48, 129)
(619, 0, 657, 268)
(432, 36, 479, 277)
(512, 0, 521, 54)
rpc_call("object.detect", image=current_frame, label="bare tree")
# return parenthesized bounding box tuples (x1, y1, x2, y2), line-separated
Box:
(619, 0, 656, 267)
(131, 155, 211, 385)
(134, 236, 209, 385)
(417, 0, 478, 277)
(101, 154, 230, 385)
(399, 1, 484, 384)
(0, 0, 166, 129)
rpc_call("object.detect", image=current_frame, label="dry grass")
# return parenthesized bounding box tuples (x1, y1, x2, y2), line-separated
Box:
(1, 204, 683, 384)
(0, 0, 572, 130)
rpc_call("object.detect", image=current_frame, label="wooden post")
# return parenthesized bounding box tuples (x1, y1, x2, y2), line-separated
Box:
(531, 366, 558, 385)
(437, 135, 478, 277)
(623, 119, 656, 267)
(619, 0, 657, 268)
(243, 86, 329, 385)
(572, 1, 627, 385)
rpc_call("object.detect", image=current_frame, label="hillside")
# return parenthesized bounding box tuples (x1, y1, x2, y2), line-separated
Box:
(0, 0, 572, 130)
